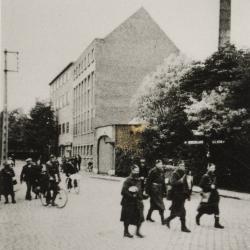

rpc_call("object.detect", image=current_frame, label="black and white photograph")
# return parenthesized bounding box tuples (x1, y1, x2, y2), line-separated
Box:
(1, 0, 250, 249)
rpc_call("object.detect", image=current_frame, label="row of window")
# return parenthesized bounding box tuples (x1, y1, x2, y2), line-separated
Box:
(73, 110, 94, 136)
(73, 48, 94, 80)
(53, 92, 70, 110)
(59, 122, 70, 135)
(51, 71, 70, 92)
(73, 145, 93, 156)
(73, 72, 94, 116)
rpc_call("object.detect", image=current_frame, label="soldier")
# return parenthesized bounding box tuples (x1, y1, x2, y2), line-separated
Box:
(120, 165, 145, 238)
(164, 161, 192, 233)
(146, 160, 166, 225)
(1, 161, 16, 204)
(196, 163, 224, 229)
(45, 155, 61, 205)
(20, 158, 36, 200)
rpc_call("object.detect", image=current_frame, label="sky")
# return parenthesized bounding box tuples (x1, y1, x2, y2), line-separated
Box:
(1, 0, 250, 112)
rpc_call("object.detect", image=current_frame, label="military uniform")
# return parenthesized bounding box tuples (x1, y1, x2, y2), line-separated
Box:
(146, 167, 166, 224)
(165, 168, 192, 232)
(120, 173, 145, 238)
(196, 172, 224, 228)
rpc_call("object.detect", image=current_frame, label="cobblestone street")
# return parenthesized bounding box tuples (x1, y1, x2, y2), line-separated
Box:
(1, 162, 250, 250)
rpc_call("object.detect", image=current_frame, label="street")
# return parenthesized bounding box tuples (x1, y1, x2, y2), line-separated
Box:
(0, 162, 250, 250)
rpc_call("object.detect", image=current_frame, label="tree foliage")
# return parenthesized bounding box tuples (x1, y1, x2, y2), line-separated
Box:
(7, 101, 58, 161)
(136, 45, 250, 191)
(25, 102, 58, 160)
(8, 109, 29, 153)
(137, 54, 193, 162)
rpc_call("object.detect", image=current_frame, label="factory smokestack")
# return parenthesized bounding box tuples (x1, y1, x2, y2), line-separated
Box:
(218, 0, 231, 48)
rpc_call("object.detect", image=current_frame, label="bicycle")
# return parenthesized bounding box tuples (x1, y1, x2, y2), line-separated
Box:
(38, 183, 68, 208)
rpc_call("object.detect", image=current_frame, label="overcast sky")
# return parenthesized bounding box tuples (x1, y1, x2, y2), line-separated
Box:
(1, 0, 250, 112)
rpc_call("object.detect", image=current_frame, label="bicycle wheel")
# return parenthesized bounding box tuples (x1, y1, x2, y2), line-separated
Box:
(40, 191, 48, 206)
(55, 188, 68, 208)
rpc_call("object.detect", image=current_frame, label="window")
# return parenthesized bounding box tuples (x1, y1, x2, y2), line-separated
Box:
(66, 122, 69, 133)
(84, 57, 87, 70)
(62, 123, 65, 134)
(66, 92, 69, 105)
(91, 48, 94, 62)
(87, 145, 89, 155)
(88, 53, 90, 66)
(90, 145, 93, 155)
(58, 124, 61, 135)
(84, 146, 86, 155)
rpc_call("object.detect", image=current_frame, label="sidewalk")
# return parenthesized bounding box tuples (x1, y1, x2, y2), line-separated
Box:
(90, 173, 250, 201)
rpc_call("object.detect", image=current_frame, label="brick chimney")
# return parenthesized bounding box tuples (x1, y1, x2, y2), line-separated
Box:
(218, 0, 231, 48)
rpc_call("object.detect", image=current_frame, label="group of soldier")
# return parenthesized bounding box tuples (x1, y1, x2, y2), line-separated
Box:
(120, 159, 224, 238)
(0, 154, 81, 206)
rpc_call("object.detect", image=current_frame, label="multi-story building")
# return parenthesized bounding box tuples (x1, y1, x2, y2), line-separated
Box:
(49, 62, 74, 157)
(71, 7, 179, 173)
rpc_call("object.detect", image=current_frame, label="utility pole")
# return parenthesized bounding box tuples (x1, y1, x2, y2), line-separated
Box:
(1, 50, 19, 167)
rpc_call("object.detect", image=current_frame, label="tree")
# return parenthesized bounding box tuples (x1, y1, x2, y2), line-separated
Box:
(8, 109, 29, 153)
(25, 101, 58, 162)
(137, 54, 193, 162)
(183, 45, 250, 191)
(183, 45, 250, 141)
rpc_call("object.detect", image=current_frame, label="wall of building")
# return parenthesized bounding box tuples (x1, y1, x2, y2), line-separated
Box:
(95, 7, 179, 128)
(50, 64, 73, 156)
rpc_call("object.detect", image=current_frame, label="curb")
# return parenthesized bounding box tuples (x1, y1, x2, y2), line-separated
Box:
(90, 174, 250, 201)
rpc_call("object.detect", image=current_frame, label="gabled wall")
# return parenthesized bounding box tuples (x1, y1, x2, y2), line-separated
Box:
(95, 7, 179, 128)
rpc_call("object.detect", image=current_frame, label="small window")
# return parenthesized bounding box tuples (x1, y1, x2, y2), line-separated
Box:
(88, 53, 90, 66)
(58, 124, 61, 135)
(91, 49, 94, 62)
(62, 123, 65, 134)
(66, 122, 69, 133)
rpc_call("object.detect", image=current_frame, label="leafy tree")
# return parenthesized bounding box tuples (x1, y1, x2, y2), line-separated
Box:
(137, 54, 193, 163)
(25, 101, 58, 162)
(8, 109, 29, 153)
(182, 44, 250, 191)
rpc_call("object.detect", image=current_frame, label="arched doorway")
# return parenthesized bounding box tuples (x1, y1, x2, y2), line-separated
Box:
(97, 136, 114, 174)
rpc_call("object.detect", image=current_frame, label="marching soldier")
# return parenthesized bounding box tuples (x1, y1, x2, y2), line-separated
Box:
(146, 160, 166, 225)
(120, 165, 145, 238)
(196, 163, 224, 229)
(164, 161, 192, 233)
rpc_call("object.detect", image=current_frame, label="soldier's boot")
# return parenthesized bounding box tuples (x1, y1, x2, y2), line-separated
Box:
(11, 194, 16, 204)
(123, 223, 133, 238)
(214, 216, 224, 229)
(181, 218, 191, 233)
(4, 195, 9, 204)
(136, 223, 145, 238)
(196, 213, 202, 226)
(146, 208, 155, 222)
(159, 210, 165, 225)
(164, 214, 176, 228)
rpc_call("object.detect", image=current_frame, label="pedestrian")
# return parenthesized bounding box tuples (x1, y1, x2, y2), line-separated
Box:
(146, 160, 166, 225)
(87, 161, 93, 172)
(64, 158, 78, 190)
(76, 154, 82, 171)
(196, 163, 224, 229)
(164, 161, 192, 233)
(20, 158, 36, 200)
(120, 165, 145, 238)
(1, 161, 16, 204)
(45, 155, 61, 206)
